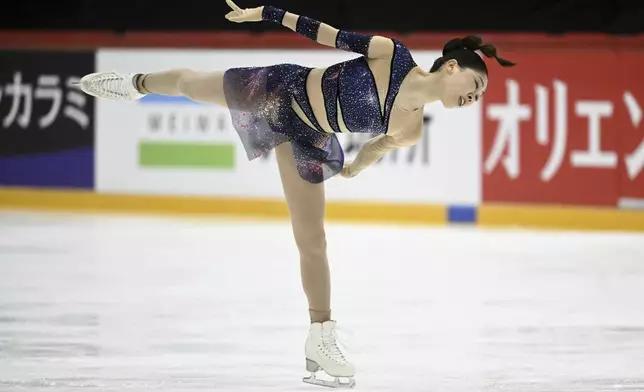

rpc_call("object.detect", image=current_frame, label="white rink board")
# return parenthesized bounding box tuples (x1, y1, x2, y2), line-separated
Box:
(96, 49, 481, 204)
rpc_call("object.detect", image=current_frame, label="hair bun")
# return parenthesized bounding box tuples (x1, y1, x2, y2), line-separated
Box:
(442, 38, 465, 55)
(461, 36, 483, 51)
(443, 36, 483, 55)
(443, 35, 517, 68)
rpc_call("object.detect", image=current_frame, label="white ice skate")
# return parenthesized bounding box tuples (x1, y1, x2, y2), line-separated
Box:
(303, 320, 356, 389)
(77, 71, 146, 101)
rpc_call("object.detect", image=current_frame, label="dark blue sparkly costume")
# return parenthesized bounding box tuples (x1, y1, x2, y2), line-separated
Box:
(222, 6, 417, 183)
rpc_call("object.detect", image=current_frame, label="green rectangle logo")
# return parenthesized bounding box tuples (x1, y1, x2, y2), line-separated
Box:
(139, 141, 235, 169)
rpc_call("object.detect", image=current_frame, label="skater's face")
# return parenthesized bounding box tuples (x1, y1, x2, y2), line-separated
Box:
(438, 59, 487, 109)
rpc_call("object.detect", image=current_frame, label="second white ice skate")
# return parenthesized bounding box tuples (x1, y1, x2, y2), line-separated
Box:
(77, 71, 146, 101)
(303, 320, 355, 389)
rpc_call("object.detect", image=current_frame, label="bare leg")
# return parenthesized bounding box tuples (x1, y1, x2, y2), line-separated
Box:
(275, 142, 331, 323)
(135, 68, 228, 107)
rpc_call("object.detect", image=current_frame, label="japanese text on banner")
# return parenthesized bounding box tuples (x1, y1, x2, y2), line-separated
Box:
(482, 52, 644, 206)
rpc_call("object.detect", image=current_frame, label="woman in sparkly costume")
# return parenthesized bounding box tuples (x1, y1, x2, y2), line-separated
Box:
(79, 0, 515, 387)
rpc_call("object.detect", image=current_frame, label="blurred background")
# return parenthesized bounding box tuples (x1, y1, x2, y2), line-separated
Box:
(1, 1, 644, 391)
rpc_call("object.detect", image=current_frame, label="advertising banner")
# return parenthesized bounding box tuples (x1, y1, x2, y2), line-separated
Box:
(482, 51, 644, 207)
(0, 51, 95, 188)
(96, 49, 481, 204)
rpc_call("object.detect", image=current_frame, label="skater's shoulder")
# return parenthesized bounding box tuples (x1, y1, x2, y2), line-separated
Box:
(391, 39, 415, 60)
(369, 37, 414, 61)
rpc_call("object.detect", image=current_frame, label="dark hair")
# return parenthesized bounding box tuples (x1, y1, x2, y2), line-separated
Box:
(429, 36, 516, 74)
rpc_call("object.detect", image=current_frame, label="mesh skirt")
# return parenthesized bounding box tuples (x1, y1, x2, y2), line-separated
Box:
(222, 64, 344, 184)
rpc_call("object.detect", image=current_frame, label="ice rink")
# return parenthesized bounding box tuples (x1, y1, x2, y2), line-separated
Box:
(1, 210, 644, 391)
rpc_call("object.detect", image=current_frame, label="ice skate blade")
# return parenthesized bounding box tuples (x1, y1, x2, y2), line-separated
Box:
(303, 374, 355, 389)
(303, 360, 355, 389)
(303, 359, 355, 388)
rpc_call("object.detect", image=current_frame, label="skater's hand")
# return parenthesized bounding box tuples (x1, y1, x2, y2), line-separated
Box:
(340, 161, 359, 178)
(225, 0, 263, 23)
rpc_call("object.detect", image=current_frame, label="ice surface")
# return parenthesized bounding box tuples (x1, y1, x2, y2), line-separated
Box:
(1, 210, 644, 391)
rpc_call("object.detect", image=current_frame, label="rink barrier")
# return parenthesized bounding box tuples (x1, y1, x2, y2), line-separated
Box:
(478, 204, 644, 232)
(0, 188, 447, 224)
(2, 188, 644, 231)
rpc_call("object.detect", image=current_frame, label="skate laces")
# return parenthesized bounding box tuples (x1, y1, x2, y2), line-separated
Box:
(322, 326, 350, 364)
(90, 74, 131, 99)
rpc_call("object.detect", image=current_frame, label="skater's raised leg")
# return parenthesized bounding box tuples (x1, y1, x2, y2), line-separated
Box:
(78, 69, 228, 107)
(134, 69, 228, 106)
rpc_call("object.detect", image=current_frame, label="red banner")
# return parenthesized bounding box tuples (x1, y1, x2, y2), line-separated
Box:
(482, 51, 644, 207)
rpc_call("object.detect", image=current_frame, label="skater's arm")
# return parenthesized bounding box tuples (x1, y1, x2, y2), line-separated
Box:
(261, 6, 395, 59)
(341, 121, 422, 177)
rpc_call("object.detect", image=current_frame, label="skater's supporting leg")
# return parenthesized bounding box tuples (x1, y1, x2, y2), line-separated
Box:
(135, 69, 229, 107)
(275, 142, 331, 323)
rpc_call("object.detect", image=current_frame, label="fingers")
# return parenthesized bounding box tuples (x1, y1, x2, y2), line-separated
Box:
(340, 163, 355, 178)
(225, 11, 240, 21)
(226, 0, 242, 11)
(224, 0, 244, 22)
(225, 10, 246, 22)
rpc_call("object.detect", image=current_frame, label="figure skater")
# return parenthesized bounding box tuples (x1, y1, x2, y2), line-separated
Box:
(78, 1, 515, 388)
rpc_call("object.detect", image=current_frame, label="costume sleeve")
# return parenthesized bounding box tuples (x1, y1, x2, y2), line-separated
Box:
(262, 6, 373, 57)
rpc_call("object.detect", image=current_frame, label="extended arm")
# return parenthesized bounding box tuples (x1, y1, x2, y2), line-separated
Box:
(341, 120, 423, 178)
(261, 6, 394, 58)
